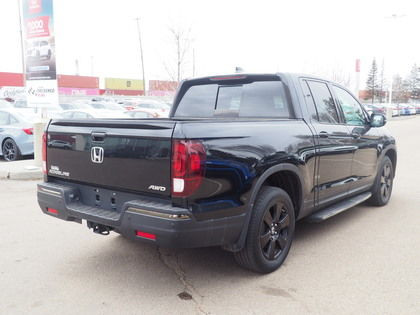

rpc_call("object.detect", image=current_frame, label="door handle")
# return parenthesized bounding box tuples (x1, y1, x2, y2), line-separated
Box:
(319, 131, 329, 138)
(91, 132, 107, 142)
(351, 132, 361, 139)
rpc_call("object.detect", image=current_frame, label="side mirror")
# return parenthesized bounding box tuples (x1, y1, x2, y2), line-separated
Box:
(370, 113, 386, 127)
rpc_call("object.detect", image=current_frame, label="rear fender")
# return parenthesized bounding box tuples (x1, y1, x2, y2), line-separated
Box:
(224, 163, 304, 252)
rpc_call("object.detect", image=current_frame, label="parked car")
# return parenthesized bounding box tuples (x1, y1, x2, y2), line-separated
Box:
(59, 103, 91, 111)
(13, 99, 28, 108)
(399, 104, 415, 115)
(415, 104, 420, 114)
(27, 40, 52, 60)
(362, 104, 374, 116)
(407, 105, 417, 115)
(59, 109, 129, 119)
(362, 103, 386, 116)
(125, 109, 157, 118)
(135, 101, 171, 117)
(37, 73, 397, 273)
(0, 99, 14, 109)
(88, 102, 125, 111)
(0, 109, 34, 161)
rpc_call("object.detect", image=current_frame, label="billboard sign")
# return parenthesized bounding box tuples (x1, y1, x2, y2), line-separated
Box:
(23, 0, 56, 81)
(22, 0, 59, 114)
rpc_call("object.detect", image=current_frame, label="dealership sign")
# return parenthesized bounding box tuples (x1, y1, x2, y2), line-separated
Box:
(22, 0, 59, 112)
(0, 87, 26, 99)
(26, 80, 59, 107)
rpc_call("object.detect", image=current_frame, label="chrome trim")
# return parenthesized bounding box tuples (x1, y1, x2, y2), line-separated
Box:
(38, 187, 62, 196)
(127, 207, 190, 220)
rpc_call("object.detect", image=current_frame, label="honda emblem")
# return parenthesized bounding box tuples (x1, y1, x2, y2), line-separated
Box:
(91, 147, 104, 164)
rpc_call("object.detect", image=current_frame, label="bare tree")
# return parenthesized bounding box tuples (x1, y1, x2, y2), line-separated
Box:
(163, 25, 193, 83)
(328, 69, 352, 89)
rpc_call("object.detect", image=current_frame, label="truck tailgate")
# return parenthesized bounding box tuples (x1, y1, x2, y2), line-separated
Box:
(46, 119, 175, 197)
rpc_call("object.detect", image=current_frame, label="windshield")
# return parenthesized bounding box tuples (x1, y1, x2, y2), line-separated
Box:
(175, 81, 291, 118)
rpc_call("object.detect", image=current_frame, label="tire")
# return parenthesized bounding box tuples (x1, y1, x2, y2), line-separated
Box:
(367, 156, 394, 206)
(234, 186, 295, 273)
(2, 138, 21, 162)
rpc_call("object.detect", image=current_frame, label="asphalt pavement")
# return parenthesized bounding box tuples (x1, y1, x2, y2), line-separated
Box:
(0, 117, 419, 315)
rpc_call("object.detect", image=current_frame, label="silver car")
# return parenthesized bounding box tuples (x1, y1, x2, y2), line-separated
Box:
(0, 109, 34, 161)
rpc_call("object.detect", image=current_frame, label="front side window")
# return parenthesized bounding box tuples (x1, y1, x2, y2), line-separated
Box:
(175, 81, 290, 118)
(307, 81, 339, 124)
(333, 86, 366, 126)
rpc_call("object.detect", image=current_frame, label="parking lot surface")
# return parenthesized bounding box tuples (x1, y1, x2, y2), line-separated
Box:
(0, 117, 419, 315)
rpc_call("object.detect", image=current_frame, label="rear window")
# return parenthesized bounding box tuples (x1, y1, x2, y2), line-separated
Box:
(175, 81, 290, 118)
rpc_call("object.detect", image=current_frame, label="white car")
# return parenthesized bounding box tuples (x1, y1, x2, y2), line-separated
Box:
(59, 109, 129, 119)
(27, 40, 52, 60)
(135, 101, 171, 118)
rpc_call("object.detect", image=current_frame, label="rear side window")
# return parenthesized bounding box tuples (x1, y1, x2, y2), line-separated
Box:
(0, 111, 10, 125)
(175, 81, 290, 118)
(307, 81, 339, 124)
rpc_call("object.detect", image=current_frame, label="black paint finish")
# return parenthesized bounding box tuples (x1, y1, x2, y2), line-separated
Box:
(41, 73, 397, 250)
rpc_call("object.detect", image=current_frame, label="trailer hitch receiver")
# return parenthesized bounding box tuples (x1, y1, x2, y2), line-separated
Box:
(87, 221, 113, 235)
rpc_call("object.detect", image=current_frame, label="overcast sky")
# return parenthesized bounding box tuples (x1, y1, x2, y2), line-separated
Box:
(0, 0, 418, 89)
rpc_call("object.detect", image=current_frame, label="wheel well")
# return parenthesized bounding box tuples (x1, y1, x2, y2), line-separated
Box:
(1, 137, 12, 148)
(385, 149, 397, 177)
(263, 170, 301, 218)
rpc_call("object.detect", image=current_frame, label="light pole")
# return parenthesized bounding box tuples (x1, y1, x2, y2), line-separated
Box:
(135, 17, 146, 96)
(17, 0, 25, 84)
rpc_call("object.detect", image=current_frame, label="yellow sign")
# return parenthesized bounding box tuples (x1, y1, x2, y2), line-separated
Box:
(105, 78, 144, 90)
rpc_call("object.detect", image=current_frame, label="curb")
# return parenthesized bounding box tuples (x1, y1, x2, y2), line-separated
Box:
(0, 169, 43, 180)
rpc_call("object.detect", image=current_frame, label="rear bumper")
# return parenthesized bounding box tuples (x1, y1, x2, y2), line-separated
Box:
(37, 182, 245, 248)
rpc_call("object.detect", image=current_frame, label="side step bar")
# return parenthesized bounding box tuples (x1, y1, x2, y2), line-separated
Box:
(306, 192, 372, 223)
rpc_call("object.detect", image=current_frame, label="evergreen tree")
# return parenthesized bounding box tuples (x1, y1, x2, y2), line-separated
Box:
(366, 58, 379, 103)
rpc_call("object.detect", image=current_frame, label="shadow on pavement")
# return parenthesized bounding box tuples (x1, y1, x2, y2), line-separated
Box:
(61, 201, 377, 298)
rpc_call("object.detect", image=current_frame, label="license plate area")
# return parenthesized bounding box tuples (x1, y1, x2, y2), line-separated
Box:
(77, 187, 122, 212)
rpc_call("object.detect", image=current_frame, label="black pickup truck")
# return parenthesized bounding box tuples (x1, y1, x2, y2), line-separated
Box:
(37, 73, 396, 273)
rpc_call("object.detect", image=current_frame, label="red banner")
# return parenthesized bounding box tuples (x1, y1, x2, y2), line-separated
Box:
(26, 16, 50, 38)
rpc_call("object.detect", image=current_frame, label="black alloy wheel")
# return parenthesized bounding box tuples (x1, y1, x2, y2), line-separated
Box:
(368, 156, 394, 206)
(260, 201, 291, 260)
(2, 139, 20, 162)
(380, 163, 392, 201)
(234, 186, 295, 273)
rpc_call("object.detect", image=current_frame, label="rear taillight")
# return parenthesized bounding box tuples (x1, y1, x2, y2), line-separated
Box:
(23, 128, 33, 135)
(42, 133, 47, 174)
(136, 230, 156, 240)
(171, 140, 206, 197)
(47, 208, 58, 214)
